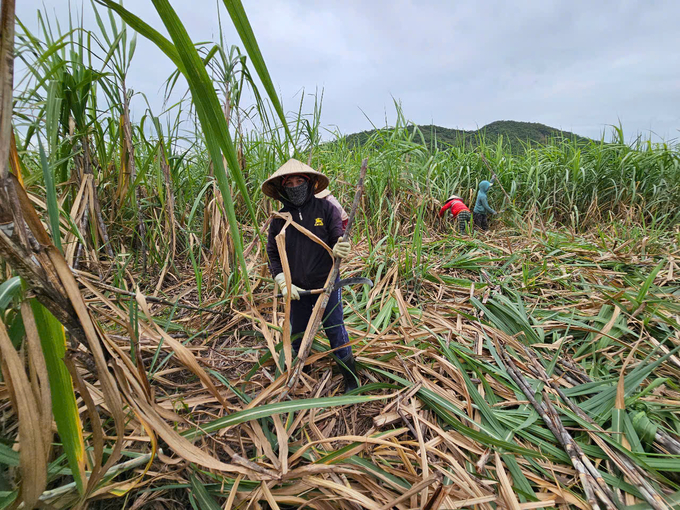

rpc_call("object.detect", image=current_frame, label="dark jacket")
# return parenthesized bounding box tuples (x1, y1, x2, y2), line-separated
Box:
(267, 191, 344, 290)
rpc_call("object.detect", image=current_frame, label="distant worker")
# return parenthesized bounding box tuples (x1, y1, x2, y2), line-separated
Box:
(263, 159, 359, 392)
(438, 195, 471, 234)
(473, 180, 496, 231)
(316, 188, 349, 231)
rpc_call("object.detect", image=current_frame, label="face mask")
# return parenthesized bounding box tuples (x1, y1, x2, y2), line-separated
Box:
(285, 182, 308, 206)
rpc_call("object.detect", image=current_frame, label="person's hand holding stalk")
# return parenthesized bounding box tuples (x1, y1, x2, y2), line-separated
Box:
(274, 273, 303, 300)
(333, 238, 350, 259)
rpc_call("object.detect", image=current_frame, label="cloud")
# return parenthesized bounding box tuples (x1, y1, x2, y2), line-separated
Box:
(15, 0, 680, 141)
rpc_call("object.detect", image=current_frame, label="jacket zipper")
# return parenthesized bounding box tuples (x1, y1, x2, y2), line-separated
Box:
(299, 211, 302, 220)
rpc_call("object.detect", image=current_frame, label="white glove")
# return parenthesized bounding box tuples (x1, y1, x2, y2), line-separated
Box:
(275, 273, 302, 300)
(333, 238, 350, 259)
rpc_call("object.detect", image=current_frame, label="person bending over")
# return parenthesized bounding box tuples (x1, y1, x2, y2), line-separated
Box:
(439, 194, 471, 234)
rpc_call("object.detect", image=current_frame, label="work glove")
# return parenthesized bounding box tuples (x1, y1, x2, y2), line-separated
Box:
(333, 238, 350, 259)
(275, 273, 302, 300)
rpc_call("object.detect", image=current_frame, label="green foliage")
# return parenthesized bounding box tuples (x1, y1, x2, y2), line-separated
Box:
(30, 300, 86, 494)
(343, 120, 592, 154)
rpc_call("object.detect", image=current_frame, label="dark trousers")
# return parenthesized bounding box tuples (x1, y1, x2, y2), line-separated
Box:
(290, 282, 351, 360)
(474, 213, 489, 231)
(457, 211, 472, 234)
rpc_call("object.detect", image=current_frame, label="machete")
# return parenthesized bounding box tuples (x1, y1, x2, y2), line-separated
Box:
(275, 276, 373, 298)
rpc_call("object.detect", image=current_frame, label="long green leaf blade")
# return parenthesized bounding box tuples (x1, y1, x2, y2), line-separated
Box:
(220, 0, 293, 147)
(30, 299, 86, 493)
(38, 137, 62, 252)
(182, 394, 378, 440)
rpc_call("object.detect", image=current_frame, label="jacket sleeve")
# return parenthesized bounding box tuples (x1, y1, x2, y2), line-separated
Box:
(266, 219, 283, 277)
(438, 202, 452, 218)
(327, 202, 344, 248)
(481, 196, 496, 215)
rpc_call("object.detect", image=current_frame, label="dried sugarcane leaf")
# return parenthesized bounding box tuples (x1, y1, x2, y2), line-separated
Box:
(0, 320, 48, 508)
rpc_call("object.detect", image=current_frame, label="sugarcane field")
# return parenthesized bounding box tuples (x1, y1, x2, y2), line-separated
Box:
(1, 1, 680, 509)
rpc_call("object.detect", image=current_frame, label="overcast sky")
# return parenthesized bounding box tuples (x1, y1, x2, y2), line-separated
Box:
(16, 0, 680, 142)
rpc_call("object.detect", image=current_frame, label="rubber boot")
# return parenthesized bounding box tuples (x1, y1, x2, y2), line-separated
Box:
(337, 354, 359, 393)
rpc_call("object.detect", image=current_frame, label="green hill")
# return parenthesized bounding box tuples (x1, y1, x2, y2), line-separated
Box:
(343, 120, 591, 153)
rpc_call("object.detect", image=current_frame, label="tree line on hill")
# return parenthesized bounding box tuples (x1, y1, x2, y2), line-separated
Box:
(342, 120, 592, 154)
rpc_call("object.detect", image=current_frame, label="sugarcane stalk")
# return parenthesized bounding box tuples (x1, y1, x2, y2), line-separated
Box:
(496, 341, 617, 510)
(523, 347, 669, 510)
(0, 0, 15, 182)
(280, 158, 368, 399)
(121, 80, 147, 271)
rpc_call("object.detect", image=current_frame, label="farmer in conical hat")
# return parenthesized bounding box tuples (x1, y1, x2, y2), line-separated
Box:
(263, 159, 359, 392)
(438, 194, 471, 234)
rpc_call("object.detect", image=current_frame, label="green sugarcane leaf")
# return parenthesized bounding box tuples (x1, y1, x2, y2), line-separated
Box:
(182, 394, 379, 440)
(189, 472, 222, 510)
(316, 429, 408, 465)
(623, 412, 645, 453)
(30, 299, 86, 493)
(0, 491, 18, 509)
(611, 408, 625, 446)
(631, 411, 658, 444)
(0, 442, 19, 467)
(625, 489, 680, 510)
(636, 259, 665, 305)
(38, 137, 62, 253)
(0, 277, 21, 312)
(580, 345, 680, 418)
(503, 454, 537, 501)
(150, 0, 259, 292)
(546, 336, 565, 376)
(346, 455, 410, 490)
(443, 341, 507, 437)
(369, 366, 543, 457)
(94, 0, 181, 67)
(100, 0, 258, 291)
(220, 0, 293, 147)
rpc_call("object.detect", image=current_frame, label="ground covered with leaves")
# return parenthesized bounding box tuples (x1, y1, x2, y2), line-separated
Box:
(36, 221, 677, 510)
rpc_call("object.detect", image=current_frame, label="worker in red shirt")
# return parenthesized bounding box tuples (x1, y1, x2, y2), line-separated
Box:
(438, 195, 472, 234)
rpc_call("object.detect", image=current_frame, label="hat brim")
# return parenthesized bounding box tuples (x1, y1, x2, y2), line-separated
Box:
(262, 159, 329, 199)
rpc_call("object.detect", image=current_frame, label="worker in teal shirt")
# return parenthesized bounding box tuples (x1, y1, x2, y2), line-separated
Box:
(473, 180, 496, 231)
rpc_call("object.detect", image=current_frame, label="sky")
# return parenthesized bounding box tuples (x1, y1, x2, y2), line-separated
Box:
(15, 0, 680, 142)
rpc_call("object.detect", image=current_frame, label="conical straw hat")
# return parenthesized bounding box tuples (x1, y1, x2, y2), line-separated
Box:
(262, 159, 329, 199)
(315, 188, 331, 199)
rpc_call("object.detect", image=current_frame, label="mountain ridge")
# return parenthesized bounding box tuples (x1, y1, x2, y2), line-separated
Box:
(342, 120, 592, 153)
